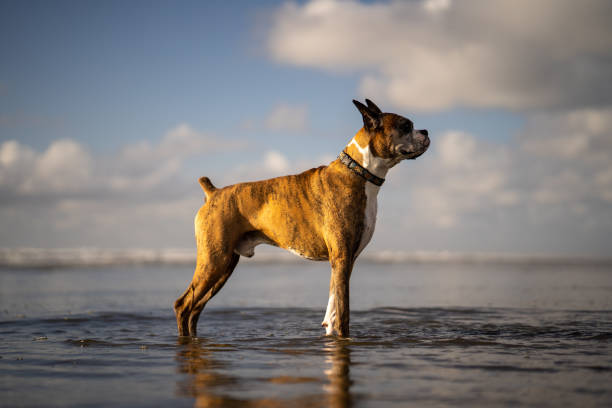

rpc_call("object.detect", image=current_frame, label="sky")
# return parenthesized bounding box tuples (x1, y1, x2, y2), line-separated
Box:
(1, 0, 611, 256)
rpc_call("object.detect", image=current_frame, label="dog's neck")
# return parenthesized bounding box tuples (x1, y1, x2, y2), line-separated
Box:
(343, 129, 391, 179)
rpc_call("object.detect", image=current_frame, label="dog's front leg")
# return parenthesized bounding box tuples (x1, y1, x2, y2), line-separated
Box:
(323, 255, 353, 338)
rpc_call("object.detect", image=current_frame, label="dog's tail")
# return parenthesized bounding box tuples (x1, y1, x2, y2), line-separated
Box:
(198, 176, 217, 198)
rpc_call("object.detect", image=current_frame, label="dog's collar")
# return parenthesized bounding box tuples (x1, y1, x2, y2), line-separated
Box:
(338, 151, 385, 186)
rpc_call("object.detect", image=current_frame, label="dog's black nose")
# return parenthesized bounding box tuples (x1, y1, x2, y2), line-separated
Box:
(421, 129, 428, 136)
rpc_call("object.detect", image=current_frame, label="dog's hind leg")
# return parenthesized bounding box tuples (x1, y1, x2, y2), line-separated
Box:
(174, 252, 240, 337)
(187, 253, 239, 335)
(174, 286, 193, 336)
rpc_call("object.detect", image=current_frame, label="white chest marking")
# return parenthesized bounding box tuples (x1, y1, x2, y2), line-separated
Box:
(356, 182, 379, 256)
(347, 138, 390, 179)
(347, 137, 389, 256)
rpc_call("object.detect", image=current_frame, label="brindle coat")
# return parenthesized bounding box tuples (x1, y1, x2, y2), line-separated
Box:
(174, 99, 430, 337)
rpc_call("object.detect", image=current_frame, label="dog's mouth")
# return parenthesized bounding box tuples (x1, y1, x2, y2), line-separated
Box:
(399, 149, 424, 160)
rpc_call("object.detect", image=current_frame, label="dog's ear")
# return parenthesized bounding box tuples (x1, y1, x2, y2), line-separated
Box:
(353, 99, 382, 130)
(365, 99, 382, 114)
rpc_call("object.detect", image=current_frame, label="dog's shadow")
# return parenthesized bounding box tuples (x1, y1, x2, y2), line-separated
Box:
(175, 336, 353, 408)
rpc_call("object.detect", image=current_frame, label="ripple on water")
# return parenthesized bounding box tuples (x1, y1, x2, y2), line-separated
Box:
(2, 306, 611, 407)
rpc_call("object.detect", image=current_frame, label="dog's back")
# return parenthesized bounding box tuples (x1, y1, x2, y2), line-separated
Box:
(194, 162, 366, 261)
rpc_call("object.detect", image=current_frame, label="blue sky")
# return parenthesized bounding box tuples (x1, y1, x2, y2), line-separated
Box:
(1, 0, 520, 151)
(1, 0, 611, 256)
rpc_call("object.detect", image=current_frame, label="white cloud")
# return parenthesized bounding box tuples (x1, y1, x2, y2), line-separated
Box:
(0, 124, 244, 197)
(30, 139, 93, 193)
(0, 140, 36, 191)
(106, 123, 244, 193)
(267, 0, 612, 111)
(520, 108, 612, 161)
(264, 150, 290, 173)
(225, 150, 333, 185)
(518, 108, 612, 205)
(389, 106, 612, 239)
(264, 103, 309, 132)
(118, 123, 242, 165)
(424, 0, 451, 14)
(0, 124, 246, 248)
(0, 139, 92, 195)
(406, 131, 517, 228)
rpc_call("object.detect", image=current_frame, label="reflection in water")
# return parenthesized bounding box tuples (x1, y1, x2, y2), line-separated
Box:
(175, 337, 237, 406)
(323, 340, 353, 408)
(175, 337, 353, 408)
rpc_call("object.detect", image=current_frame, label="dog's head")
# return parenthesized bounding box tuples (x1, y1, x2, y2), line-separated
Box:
(353, 99, 430, 165)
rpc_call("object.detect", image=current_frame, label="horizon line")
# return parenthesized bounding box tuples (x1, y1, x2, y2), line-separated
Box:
(1, 247, 611, 269)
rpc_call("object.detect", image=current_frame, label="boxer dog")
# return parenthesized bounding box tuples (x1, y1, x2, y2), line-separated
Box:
(174, 99, 430, 337)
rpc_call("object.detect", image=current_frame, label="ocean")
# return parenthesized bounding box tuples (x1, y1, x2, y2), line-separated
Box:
(1, 257, 611, 407)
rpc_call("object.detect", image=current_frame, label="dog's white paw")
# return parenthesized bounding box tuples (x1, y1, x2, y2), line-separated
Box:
(321, 293, 337, 336)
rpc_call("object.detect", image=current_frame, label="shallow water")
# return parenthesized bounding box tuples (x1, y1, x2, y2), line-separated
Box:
(1, 261, 611, 407)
